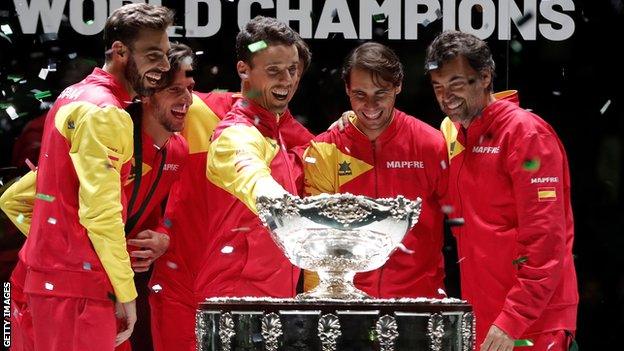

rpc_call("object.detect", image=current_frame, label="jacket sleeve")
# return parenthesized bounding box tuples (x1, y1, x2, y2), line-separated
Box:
(69, 105, 137, 303)
(0, 170, 37, 235)
(427, 133, 450, 204)
(303, 141, 338, 196)
(493, 130, 568, 338)
(206, 124, 286, 213)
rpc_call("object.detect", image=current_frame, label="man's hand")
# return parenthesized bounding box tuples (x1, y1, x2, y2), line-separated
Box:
(481, 325, 514, 351)
(327, 111, 355, 131)
(114, 299, 137, 346)
(127, 230, 170, 272)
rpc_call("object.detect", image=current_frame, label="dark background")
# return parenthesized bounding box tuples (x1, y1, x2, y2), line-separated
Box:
(1, 0, 623, 349)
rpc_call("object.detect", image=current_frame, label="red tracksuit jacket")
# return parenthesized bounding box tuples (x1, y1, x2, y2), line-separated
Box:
(201, 98, 314, 298)
(440, 91, 578, 344)
(303, 109, 448, 298)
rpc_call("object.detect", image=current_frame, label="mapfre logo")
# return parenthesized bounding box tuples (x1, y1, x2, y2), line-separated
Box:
(472, 146, 500, 154)
(163, 164, 179, 172)
(386, 160, 424, 169)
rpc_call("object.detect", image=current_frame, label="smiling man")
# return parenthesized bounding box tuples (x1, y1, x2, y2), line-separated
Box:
(302, 42, 450, 299)
(0, 4, 173, 351)
(426, 30, 578, 351)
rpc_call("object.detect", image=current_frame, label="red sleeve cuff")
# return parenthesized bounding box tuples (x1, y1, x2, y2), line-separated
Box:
(493, 309, 531, 339)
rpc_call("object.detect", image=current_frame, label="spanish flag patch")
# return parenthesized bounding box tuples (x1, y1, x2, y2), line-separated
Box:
(537, 187, 557, 202)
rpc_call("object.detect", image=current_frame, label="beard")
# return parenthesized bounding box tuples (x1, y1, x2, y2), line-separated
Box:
(153, 104, 182, 133)
(125, 57, 156, 97)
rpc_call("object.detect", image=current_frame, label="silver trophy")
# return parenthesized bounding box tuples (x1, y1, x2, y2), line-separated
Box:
(257, 193, 421, 300)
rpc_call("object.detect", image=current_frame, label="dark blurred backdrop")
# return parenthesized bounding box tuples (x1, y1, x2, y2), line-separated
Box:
(1, 0, 622, 349)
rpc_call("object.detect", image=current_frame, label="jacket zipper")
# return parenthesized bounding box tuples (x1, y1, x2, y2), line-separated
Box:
(455, 127, 468, 286)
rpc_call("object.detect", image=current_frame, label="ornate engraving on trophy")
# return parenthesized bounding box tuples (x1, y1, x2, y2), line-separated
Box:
(261, 312, 283, 351)
(461, 312, 476, 351)
(427, 312, 445, 351)
(218, 312, 236, 351)
(375, 314, 399, 351)
(195, 311, 206, 351)
(317, 313, 342, 351)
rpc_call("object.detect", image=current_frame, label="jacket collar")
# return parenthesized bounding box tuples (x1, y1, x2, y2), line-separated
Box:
(89, 68, 133, 106)
(231, 98, 294, 136)
(345, 108, 403, 144)
(466, 90, 519, 132)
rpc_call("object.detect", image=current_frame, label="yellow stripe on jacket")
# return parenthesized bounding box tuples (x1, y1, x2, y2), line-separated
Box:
(0, 170, 37, 235)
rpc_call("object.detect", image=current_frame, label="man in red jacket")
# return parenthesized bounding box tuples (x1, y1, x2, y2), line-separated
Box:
(425, 31, 578, 351)
(303, 42, 449, 299)
(0, 6, 176, 349)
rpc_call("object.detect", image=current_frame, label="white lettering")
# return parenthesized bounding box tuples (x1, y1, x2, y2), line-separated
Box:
(163, 164, 180, 172)
(539, 0, 575, 41)
(186, 0, 221, 37)
(405, 0, 441, 40)
(277, 0, 313, 39)
(314, 0, 357, 39)
(360, 0, 401, 40)
(14, 0, 66, 34)
(499, 0, 537, 40)
(530, 177, 559, 184)
(442, 0, 456, 31)
(58, 87, 84, 100)
(458, 0, 496, 39)
(238, 0, 273, 30)
(386, 160, 425, 169)
(70, 0, 108, 35)
(472, 146, 500, 154)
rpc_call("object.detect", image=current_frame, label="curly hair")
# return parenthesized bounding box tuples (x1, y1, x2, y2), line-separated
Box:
(342, 42, 403, 88)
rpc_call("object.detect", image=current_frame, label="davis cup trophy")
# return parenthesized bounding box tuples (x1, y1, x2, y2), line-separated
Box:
(197, 193, 475, 350)
(256, 193, 421, 299)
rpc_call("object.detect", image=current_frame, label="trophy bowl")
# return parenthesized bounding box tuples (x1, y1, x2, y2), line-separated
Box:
(257, 193, 421, 300)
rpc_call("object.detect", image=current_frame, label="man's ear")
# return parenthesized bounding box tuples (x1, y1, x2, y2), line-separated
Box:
(480, 70, 492, 90)
(395, 82, 402, 95)
(111, 41, 128, 63)
(237, 61, 249, 79)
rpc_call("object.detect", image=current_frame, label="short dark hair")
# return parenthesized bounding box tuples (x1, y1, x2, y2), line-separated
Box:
(295, 34, 312, 72)
(342, 42, 403, 88)
(235, 16, 298, 65)
(424, 30, 495, 88)
(104, 4, 174, 61)
(158, 43, 195, 89)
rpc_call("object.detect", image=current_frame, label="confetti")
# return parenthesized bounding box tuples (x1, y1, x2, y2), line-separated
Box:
(516, 12, 534, 27)
(25, 158, 37, 171)
(372, 13, 386, 23)
(254, 116, 260, 125)
(35, 193, 55, 202)
(397, 243, 415, 254)
(83, 262, 91, 270)
(68, 52, 77, 59)
(248, 40, 268, 53)
(151, 284, 163, 293)
(510, 40, 522, 53)
(514, 339, 534, 347)
(425, 61, 439, 71)
(166, 261, 178, 270)
(85, 20, 94, 25)
(221, 245, 234, 254)
(446, 218, 465, 227)
(513, 256, 528, 266)
(163, 218, 172, 228)
(16, 213, 25, 223)
(0, 24, 12, 35)
(38, 68, 49, 80)
(231, 227, 250, 232)
(600, 99, 611, 115)
(6, 105, 19, 120)
(441, 205, 454, 214)
(0, 31, 11, 43)
(440, 160, 447, 170)
(7, 74, 23, 82)
(45, 282, 54, 290)
(210, 66, 219, 75)
(522, 158, 540, 172)
(552, 91, 561, 96)
(437, 288, 447, 296)
(34, 90, 52, 99)
(47, 217, 57, 225)
(304, 157, 317, 164)
(195, 50, 204, 55)
(457, 257, 466, 263)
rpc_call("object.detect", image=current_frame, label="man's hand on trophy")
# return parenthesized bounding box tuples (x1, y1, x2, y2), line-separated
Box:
(127, 230, 170, 272)
(328, 110, 355, 131)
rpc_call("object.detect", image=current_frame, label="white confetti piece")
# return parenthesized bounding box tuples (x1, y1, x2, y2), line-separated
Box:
(47, 217, 57, 225)
(600, 99, 611, 115)
(457, 257, 466, 264)
(221, 245, 234, 254)
(441, 205, 454, 214)
(151, 284, 163, 293)
(195, 50, 204, 55)
(437, 288, 447, 296)
(6, 105, 18, 120)
(45, 282, 54, 290)
(166, 261, 178, 270)
(440, 160, 447, 170)
(83, 262, 91, 270)
(397, 243, 415, 254)
(0, 24, 12, 35)
(38, 68, 49, 80)
(68, 52, 77, 59)
(304, 157, 317, 164)
(552, 90, 561, 96)
(16, 213, 25, 223)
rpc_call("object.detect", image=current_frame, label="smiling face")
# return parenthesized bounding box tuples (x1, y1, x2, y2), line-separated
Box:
(124, 29, 171, 96)
(429, 55, 492, 124)
(347, 67, 401, 140)
(238, 44, 299, 115)
(147, 64, 194, 132)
